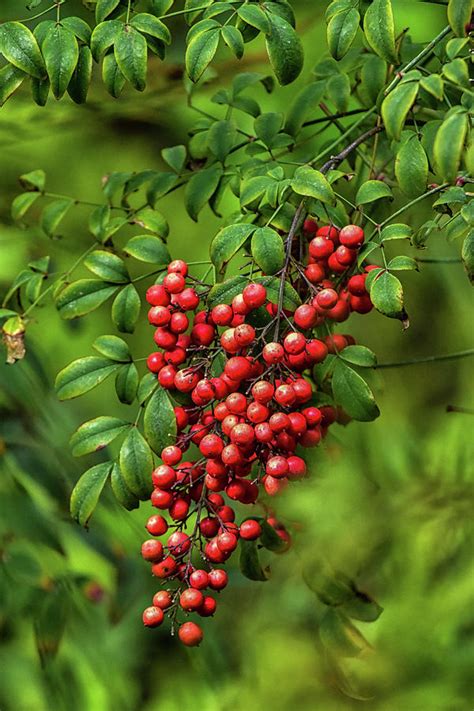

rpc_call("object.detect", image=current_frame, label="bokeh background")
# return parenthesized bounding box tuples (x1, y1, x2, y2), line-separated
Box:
(0, 1, 473, 710)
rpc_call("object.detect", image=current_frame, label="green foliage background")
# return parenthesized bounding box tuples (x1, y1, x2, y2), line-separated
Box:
(0, 1, 473, 709)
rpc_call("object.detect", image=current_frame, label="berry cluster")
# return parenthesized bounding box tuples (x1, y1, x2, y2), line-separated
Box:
(141, 222, 374, 645)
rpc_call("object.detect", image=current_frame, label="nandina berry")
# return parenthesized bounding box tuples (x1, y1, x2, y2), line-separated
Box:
(200, 517, 220, 538)
(326, 334, 348, 353)
(240, 519, 262, 540)
(178, 621, 203, 646)
(283, 332, 306, 355)
(350, 294, 373, 313)
(216, 531, 238, 553)
(189, 569, 209, 590)
(315, 288, 338, 310)
(303, 217, 318, 234)
(152, 556, 177, 578)
(251, 380, 274, 403)
(153, 590, 173, 609)
(152, 464, 176, 489)
(266, 455, 289, 478)
(211, 303, 233, 326)
(141, 539, 164, 562)
(292, 378, 312, 401)
(161, 445, 182, 465)
(305, 263, 326, 283)
(255, 422, 273, 442)
(169, 311, 189, 334)
(222, 444, 242, 466)
(294, 304, 318, 329)
(225, 356, 252, 381)
(205, 539, 228, 563)
(174, 369, 200, 393)
(169, 498, 190, 521)
(146, 284, 170, 307)
(339, 224, 364, 248)
(180, 588, 204, 611)
(230, 423, 254, 445)
(234, 323, 255, 347)
(154, 328, 178, 350)
(226, 479, 247, 501)
(287, 455, 307, 480)
(191, 323, 215, 346)
(220, 328, 239, 353)
(165, 347, 186, 366)
(309, 236, 334, 259)
(262, 342, 284, 364)
(317, 225, 339, 242)
(163, 272, 185, 294)
(146, 514, 168, 536)
(148, 305, 171, 326)
(151, 488, 174, 509)
(200, 433, 224, 458)
(299, 428, 322, 447)
(247, 401, 270, 423)
(327, 252, 348, 273)
(167, 531, 191, 556)
(302, 406, 322, 426)
(168, 259, 188, 276)
(242, 283, 267, 308)
(326, 299, 350, 322)
(288, 411, 307, 436)
(221, 414, 240, 437)
(274, 384, 296, 406)
(269, 412, 291, 432)
(226, 392, 247, 414)
(208, 569, 228, 590)
(147, 352, 165, 373)
(143, 606, 164, 627)
(305, 339, 328, 363)
(263, 474, 288, 496)
(216, 505, 235, 522)
(177, 287, 199, 311)
(347, 274, 367, 296)
(334, 245, 357, 266)
(197, 596, 216, 617)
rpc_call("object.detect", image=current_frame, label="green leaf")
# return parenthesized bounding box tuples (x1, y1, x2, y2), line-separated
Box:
(207, 119, 237, 162)
(84, 250, 129, 283)
(91, 20, 122, 61)
(67, 44, 92, 104)
(0, 63, 25, 106)
(380, 223, 413, 242)
(207, 275, 247, 307)
(356, 180, 392, 205)
(130, 13, 171, 44)
(240, 175, 272, 208)
(381, 82, 419, 141)
(56, 357, 120, 400)
(70, 462, 112, 526)
(291, 166, 335, 204)
(143, 387, 177, 454)
(251, 227, 284, 275)
(110, 463, 140, 510)
(340, 345, 377, 368)
(40, 198, 74, 237)
(0, 22, 45, 79)
(184, 0, 214, 24)
(221, 26, 244, 59)
(240, 539, 269, 581)
(185, 164, 222, 221)
(256, 275, 302, 311)
(332, 360, 380, 422)
(124, 235, 170, 264)
(137, 372, 158, 404)
(395, 136, 428, 198)
(133, 207, 169, 238)
(327, 8, 360, 61)
(102, 52, 126, 97)
(111, 284, 141, 334)
(319, 609, 372, 657)
(34, 587, 69, 664)
(359, 54, 386, 107)
(60, 17, 92, 43)
(186, 27, 220, 82)
(210, 223, 256, 273)
(363, 0, 398, 65)
(147, 172, 179, 205)
(93, 334, 131, 361)
(11, 192, 40, 220)
(119, 427, 153, 499)
(370, 270, 408, 322)
(388, 255, 418, 271)
(327, 72, 351, 113)
(448, 0, 472, 36)
(420, 73, 444, 101)
(254, 112, 284, 146)
(284, 81, 325, 136)
(56, 279, 118, 319)
(31, 75, 50, 106)
(237, 5, 270, 33)
(342, 591, 384, 622)
(259, 519, 288, 552)
(434, 111, 469, 183)
(70, 417, 130, 457)
(265, 13, 303, 86)
(443, 58, 470, 89)
(114, 26, 147, 91)
(161, 145, 186, 173)
(115, 362, 139, 404)
(42, 25, 79, 99)
(461, 230, 474, 283)
(20, 169, 45, 191)
(96, 0, 121, 23)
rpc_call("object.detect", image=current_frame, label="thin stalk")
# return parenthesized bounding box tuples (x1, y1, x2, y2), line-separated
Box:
(374, 349, 474, 369)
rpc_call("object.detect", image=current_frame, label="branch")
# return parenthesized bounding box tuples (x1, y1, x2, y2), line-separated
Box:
(374, 349, 474, 369)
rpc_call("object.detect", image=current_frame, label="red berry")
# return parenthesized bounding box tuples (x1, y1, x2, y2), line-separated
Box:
(153, 590, 172, 609)
(146, 514, 168, 536)
(255, 422, 273, 442)
(262, 342, 285, 364)
(143, 606, 164, 627)
(211, 303, 233, 326)
(146, 284, 170, 307)
(191, 323, 215, 346)
(170, 312, 189, 334)
(178, 621, 203, 646)
(154, 328, 178, 350)
(232, 293, 251, 315)
(240, 519, 262, 540)
(163, 272, 185, 294)
(269, 412, 291, 432)
(251, 380, 275, 403)
(189, 569, 209, 590)
(151, 488, 174, 509)
(247, 401, 270, 423)
(141, 539, 164, 562)
(347, 274, 367, 296)
(168, 259, 188, 276)
(283, 332, 306, 355)
(200, 517, 219, 538)
(199, 433, 224, 458)
(315, 288, 338, 310)
(216, 531, 238, 553)
(197, 595, 217, 617)
(148, 305, 171, 326)
(226, 392, 247, 414)
(230, 423, 254, 445)
(152, 556, 177, 578)
(287, 455, 307, 480)
(225, 356, 252, 381)
(335, 245, 357, 266)
(180, 588, 204, 611)
(339, 224, 364, 248)
(147, 352, 165, 373)
(294, 304, 318, 329)
(167, 531, 191, 556)
(305, 263, 326, 283)
(161, 445, 182, 466)
(305, 339, 328, 363)
(177, 287, 199, 311)
(152, 464, 176, 489)
(266, 455, 289, 478)
(274, 384, 296, 406)
(309, 236, 334, 259)
(234, 323, 255, 347)
(242, 283, 267, 309)
(303, 217, 318, 235)
(208, 569, 228, 590)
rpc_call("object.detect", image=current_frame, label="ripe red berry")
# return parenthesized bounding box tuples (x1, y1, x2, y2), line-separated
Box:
(177, 287, 199, 311)
(230, 423, 254, 445)
(153, 590, 173, 609)
(170, 312, 189, 334)
(167, 531, 191, 556)
(234, 323, 255, 347)
(242, 283, 267, 309)
(239, 519, 262, 540)
(154, 328, 178, 350)
(251, 380, 275, 403)
(178, 621, 203, 646)
(266, 455, 289, 478)
(225, 356, 252, 381)
(180, 588, 204, 611)
(200, 517, 220, 538)
(146, 284, 170, 307)
(141, 539, 164, 562)
(148, 305, 171, 326)
(208, 569, 228, 590)
(305, 339, 328, 363)
(294, 304, 318, 329)
(152, 464, 176, 489)
(199, 433, 224, 458)
(211, 303, 233, 326)
(274, 384, 296, 406)
(269, 412, 291, 432)
(143, 606, 164, 627)
(232, 293, 251, 315)
(168, 259, 188, 276)
(262, 342, 285, 364)
(197, 595, 217, 617)
(287, 455, 307, 480)
(315, 288, 338, 310)
(317, 225, 340, 241)
(152, 556, 177, 578)
(191, 323, 215, 346)
(339, 224, 364, 248)
(305, 263, 326, 283)
(255, 422, 273, 442)
(216, 531, 238, 553)
(347, 274, 367, 296)
(151, 488, 174, 509)
(283, 332, 306, 355)
(161, 445, 182, 465)
(163, 272, 185, 294)
(309, 236, 334, 259)
(247, 401, 270, 423)
(226, 392, 247, 414)
(146, 514, 168, 536)
(147, 351, 165, 373)
(189, 569, 209, 590)
(303, 217, 318, 235)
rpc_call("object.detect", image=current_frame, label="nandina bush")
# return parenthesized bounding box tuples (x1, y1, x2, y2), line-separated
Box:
(0, 0, 472, 661)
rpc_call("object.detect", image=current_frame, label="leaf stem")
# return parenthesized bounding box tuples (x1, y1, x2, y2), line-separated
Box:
(374, 349, 474, 369)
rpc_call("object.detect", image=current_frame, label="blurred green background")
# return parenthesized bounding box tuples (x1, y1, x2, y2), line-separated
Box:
(0, 1, 473, 710)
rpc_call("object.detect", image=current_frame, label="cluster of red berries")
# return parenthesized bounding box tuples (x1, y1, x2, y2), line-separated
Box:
(141, 222, 374, 645)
